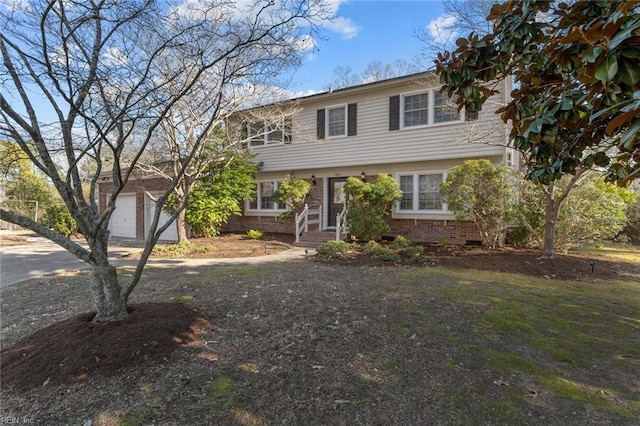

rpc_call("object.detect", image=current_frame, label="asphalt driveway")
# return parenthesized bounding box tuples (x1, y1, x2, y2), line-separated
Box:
(0, 234, 309, 288)
(0, 236, 141, 288)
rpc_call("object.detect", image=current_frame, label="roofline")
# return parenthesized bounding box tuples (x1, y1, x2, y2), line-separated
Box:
(296, 70, 438, 102)
(238, 70, 438, 113)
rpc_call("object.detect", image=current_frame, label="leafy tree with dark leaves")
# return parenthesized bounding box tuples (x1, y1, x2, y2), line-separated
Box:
(436, 0, 640, 258)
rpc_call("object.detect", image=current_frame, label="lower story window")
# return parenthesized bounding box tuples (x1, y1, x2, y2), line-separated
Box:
(397, 172, 445, 212)
(248, 181, 287, 211)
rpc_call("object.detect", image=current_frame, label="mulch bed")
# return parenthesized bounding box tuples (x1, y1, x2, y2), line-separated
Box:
(1, 303, 211, 391)
(313, 244, 638, 282)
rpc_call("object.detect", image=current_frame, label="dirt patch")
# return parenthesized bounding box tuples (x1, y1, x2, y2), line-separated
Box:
(1, 303, 210, 391)
(120, 232, 296, 259)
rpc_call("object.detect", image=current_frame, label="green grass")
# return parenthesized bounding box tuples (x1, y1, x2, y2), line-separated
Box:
(120, 405, 157, 426)
(383, 263, 640, 419)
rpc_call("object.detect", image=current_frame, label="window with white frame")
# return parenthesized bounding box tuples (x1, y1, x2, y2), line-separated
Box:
(397, 172, 446, 212)
(401, 90, 461, 128)
(434, 92, 460, 123)
(403, 93, 429, 127)
(248, 181, 287, 211)
(327, 105, 346, 137)
(247, 121, 286, 147)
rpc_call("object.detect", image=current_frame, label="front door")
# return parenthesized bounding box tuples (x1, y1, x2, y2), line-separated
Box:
(327, 178, 347, 227)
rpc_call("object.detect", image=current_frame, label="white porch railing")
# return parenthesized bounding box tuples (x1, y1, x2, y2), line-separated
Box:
(336, 204, 348, 241)
(295, 204, 322, 243)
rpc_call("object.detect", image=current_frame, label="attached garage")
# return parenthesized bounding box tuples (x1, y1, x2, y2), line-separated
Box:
(108, 194, 137, 238)
(99, 174, 179, 241)
(144, 195, 178, 242)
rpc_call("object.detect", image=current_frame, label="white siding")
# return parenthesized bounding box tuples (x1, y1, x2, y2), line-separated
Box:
(251, 79, 509, 173)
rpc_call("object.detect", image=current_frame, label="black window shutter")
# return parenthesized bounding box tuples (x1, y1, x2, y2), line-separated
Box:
(284, 117, 292, 143)
(240, 121, 249, 149)
(347, 103, 357, 136)
(389, 95, 400, 131)
(317, 109, 325, 140)
(466, 109, 479, 121)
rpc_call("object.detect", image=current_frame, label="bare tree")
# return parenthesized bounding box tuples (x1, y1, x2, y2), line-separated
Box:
(140, 84, 302, 243)
(326, 58, 425, 90)
(325, 65, 361, 90)
(416, 0, 494, 57)
(361, 59, 422, 83)
(0, 0, 328, 322)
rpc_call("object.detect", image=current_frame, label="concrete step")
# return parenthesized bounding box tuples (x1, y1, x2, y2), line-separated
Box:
(294, 231, 347, 248)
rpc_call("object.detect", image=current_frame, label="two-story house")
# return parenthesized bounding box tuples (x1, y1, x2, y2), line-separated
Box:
(223, 71, 515, 245)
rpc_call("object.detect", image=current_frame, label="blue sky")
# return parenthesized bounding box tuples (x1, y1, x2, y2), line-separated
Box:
(290, 0, 448, 93)
(1, 0, 452, 122)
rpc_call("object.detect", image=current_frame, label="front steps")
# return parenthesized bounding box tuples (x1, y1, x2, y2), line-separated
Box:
(294, 230, 347, 248)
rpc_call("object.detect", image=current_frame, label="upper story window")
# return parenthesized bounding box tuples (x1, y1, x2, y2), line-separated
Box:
(248, 180, 287, 211)
(403, 93, 429, 127)
(317, 103, 357, 140)
(397, 172, 446, 213)
(390, 91, 465, 131)
(433, 92, 460, 123)
(327, 106, 346, 137)
(247, 120, 289, 147)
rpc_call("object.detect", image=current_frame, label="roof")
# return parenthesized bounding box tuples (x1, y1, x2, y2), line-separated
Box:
(239, 70, 438, 113)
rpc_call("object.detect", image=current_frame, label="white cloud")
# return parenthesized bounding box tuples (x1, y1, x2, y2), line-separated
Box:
(427, 13, 458, 45)
(324, 16, 360, 39)
(319, 0, 360, 40)
(325, 0, 349, 16)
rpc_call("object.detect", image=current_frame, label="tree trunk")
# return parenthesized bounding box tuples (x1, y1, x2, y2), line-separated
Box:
(90, 265, 128, 322)
(176, 208, 189, 243)
(539, 190, 560, 259)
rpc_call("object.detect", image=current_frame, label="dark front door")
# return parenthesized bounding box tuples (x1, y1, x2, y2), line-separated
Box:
(327, 178, 347, 227)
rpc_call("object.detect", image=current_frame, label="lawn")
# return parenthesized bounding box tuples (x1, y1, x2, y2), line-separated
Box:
(1, 244, 639, 425)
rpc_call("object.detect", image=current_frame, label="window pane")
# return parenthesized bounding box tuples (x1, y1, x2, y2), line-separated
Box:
(328, 106, 346, 136)
(418, 174, 443, 210)
(266, 123, 283, 144)
(399, 175, 413, 210)
(248, 122, 265, 146)
(403, 94, 428, 127)
(434, 92, 460, 123)
(260, 182, 275, 210)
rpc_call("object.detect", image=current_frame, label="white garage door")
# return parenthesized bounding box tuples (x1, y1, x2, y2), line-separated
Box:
(109, 195, 137, 238)
(145, 195, 178, 242)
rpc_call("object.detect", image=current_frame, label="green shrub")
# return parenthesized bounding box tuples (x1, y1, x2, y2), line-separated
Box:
(273, 177, 311, 213)
(196, 246, 215, 254)
(438, 236, 449, 248)
(371, 247, 400, 263)
(46, 205, 78, 236)
(153, 241, 193, 257)
(360, 238, 429, 264)
(441, 160, 516, 248)
(506, 225, 536, 248)
(362, 240, 383, 256)
(246, 229, 263, 240)
(399, 245, 426, 264)
(389, 235, 412, 249)
(344, 174, 402, 241)
(316, 240, 353, 259)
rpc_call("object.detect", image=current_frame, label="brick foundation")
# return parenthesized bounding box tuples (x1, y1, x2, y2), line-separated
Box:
(386, 218, 481, 244)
